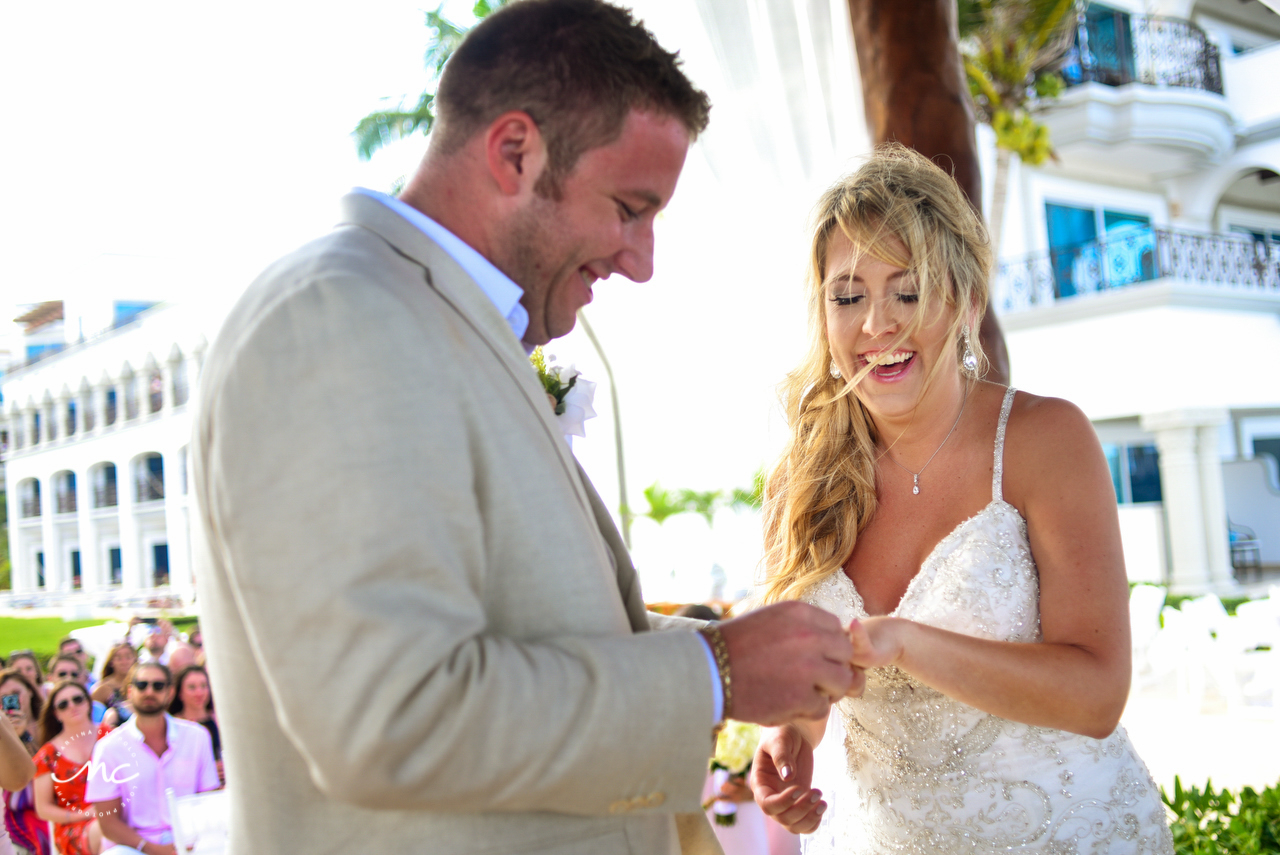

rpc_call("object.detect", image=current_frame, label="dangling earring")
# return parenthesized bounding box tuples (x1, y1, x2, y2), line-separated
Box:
(830, 361, 842, 379)
(961, 325, 978, 375)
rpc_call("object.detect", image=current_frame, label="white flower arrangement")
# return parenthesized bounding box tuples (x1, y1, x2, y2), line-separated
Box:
(529, 348, 597, 443)
(704, 720, 761, 826)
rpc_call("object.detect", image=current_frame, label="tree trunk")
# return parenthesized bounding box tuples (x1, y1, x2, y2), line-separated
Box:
(847, 0, 1011, 384)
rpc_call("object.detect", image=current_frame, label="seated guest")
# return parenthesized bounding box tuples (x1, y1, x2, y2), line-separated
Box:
(44, 658, 105, 725)
(33, 682, 110, 855)
(4, 656, 43, 702)
(90, 645, 137, 727)
(55, 640, 96, 692)
(168, 667, 222, 786)
(0, 669, 46, 855)
(0, 712, 34, 855)
(86, 664, 219, 855)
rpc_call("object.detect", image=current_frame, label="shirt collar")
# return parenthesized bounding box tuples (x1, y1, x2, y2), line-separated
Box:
(121, 712, 172, 742)
(353, 188, 529, 344)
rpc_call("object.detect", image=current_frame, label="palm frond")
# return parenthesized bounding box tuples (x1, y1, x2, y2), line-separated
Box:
(351, 91, 436, 161)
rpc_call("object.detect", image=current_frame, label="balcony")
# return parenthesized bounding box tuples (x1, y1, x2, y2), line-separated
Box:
(1042, 11, 1233, 176)
(20, 499, 41, 519)
(94, 484, 118, 509)
(56, 492, 77, 514)
(998, 227, 1280, 312)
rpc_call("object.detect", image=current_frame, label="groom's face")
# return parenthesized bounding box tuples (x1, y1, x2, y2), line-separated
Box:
(505, 109, 690, 346)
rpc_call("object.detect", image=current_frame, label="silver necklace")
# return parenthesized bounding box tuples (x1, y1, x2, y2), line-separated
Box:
(881, 385, 969, 496)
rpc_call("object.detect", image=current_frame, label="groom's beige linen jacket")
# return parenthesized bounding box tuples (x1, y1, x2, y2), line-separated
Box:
(192, 193, 719, 854)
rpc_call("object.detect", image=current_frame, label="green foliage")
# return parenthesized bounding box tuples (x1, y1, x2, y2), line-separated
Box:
(0, 491, 10, 590)
(0, 617, 109, 666)
(1163, 777, 1280, 854)
(642, 484, 687, 525)
(960, 0, 1077, 159)
(352, 0, 512, 160)
(991, 109, 1053, 165)
(641, 469, 765, 525)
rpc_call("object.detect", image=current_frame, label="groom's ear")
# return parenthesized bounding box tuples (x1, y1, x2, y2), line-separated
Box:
(484, 111, 548, 198)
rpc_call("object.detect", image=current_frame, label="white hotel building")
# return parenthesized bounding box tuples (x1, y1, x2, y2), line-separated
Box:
(2, 0, 1279, 604)
(2, 302, 208, 606)
(990, 0, 1280, 593)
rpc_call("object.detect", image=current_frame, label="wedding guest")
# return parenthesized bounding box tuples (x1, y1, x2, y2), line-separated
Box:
(32, 682, 109, 855)
(4, 658, 42, 703)
(43, 658, 104, 725)
(86, 664, 219, 855)
(0, 670, 46, 855)
(135, 622, 174, 667)
(54, 640, 95, 691)
(168, 667, 222, 785)
(164, 645, 195, 678)
(0, 713, 34, 855)
(751, 145, 1172, 853)
(90, 645, 137, 725)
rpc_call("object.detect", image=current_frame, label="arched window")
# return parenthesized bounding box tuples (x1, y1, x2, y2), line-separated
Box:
(135, 453, 164, 503)
(92, 463, 118, 508)
(65, 400, 77, 437)
(18, 479, 41, 518)
(54, 471, 77, 514)
(105, 389, 117, 426)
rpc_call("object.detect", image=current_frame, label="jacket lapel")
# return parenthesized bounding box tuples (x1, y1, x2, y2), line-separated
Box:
(335, 193, 599, 524)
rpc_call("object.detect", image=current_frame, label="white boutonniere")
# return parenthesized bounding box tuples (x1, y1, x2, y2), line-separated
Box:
(530, 347, 597, 442)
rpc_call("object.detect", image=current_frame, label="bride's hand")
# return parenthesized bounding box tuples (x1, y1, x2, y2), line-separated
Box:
(751, 724, 825, 834)
(847, 617, 904, 670)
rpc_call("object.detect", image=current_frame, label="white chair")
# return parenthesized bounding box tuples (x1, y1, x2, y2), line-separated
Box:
(166, 788, 228, 855)
(1128, 584, 1166, 683)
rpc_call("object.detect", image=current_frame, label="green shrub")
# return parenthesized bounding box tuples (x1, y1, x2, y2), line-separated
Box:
(1163, 776, 1280, 854)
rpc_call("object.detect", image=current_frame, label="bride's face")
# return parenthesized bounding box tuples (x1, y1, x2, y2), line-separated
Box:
(824, 230, 958, 423)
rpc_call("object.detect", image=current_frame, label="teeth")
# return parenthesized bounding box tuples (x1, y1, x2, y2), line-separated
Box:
(866, 351, 912, 366)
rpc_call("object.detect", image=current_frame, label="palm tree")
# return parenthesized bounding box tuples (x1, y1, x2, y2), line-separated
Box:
(353, 2, 508, 161)
(960, 0, 1079, 260)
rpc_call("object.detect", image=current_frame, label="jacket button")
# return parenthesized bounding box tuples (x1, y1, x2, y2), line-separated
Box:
(608, 800, 629, 814)
(644, 792, 666, 808)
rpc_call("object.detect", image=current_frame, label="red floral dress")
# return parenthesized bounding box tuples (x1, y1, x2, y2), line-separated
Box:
(32, 724, 111, 855)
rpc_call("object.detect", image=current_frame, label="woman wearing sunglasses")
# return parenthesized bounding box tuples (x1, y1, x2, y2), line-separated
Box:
(32, 682, 111, 855)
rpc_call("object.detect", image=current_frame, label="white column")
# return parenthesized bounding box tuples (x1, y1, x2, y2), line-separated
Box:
(1198, 424, 1236, 591)
(163, 447, 192, 601)
(93, 382, 110, 432)
(117, 458, 142, 591)
(4, 488, 28, 592)
(113, 378, 127, 426)
(39, 473, 60, 590)
(25, 405, 39, 446)
(75, 466, 100, 592)
(56, 391, 72, 440)
(160, 360, 175, 412)
(1142, 408, 1233, 595)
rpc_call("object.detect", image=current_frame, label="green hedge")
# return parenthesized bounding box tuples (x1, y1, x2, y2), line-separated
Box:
(1164, 777, 1280, 854)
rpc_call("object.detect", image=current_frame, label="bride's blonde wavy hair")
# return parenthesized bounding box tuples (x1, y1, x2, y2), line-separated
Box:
(758, 144, 993, 605)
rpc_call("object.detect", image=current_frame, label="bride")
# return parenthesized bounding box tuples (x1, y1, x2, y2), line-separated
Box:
(749, 145, 1173, 854)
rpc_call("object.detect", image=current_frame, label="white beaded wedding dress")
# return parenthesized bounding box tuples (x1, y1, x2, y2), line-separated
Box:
(800, 388, 1173, 855)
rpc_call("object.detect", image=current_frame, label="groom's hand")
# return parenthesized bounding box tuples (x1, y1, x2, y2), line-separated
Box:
(751, 724, 825, 834)
(718, 602, 857, 724)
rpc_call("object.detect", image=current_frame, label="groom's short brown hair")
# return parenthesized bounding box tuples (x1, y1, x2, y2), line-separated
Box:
(433, 0, 710, 198)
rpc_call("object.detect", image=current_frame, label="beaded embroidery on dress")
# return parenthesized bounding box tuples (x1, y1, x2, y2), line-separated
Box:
(800, 387, 1172, 855)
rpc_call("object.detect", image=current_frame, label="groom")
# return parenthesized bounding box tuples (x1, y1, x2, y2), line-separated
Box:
(191, 1, 861, 853)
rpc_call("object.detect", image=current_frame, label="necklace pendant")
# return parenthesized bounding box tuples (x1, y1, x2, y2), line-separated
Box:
(912, 475, 920, 495)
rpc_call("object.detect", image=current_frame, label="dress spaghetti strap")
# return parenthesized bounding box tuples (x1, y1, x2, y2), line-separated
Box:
(992, 387, 1017, 503)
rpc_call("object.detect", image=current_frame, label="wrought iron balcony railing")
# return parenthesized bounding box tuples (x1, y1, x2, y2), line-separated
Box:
(998, 228, 1280, 312)
(94, 485, 118, 508)
(1061, 10, 1222, 95)
(20, 499, 41, 518)
(56, 493, 77, 514)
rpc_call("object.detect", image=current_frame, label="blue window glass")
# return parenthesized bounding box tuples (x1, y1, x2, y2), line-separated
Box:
(1127, 445, 1163, 503)
(113, 301, 157, 327)
(1046, 203, 1097, 298)
(109, 548, 123, 586)
(1102, 444, 1123, 501)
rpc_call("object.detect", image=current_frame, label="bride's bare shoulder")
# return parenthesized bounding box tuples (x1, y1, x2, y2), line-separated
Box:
(1000, 388, 1110, 506)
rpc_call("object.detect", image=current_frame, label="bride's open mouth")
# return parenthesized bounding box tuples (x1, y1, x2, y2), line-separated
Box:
(859, 350, 915, 379)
